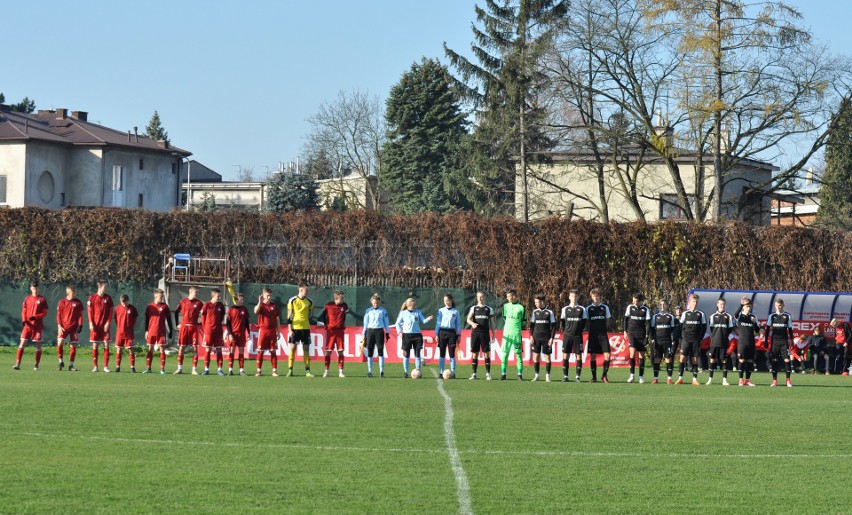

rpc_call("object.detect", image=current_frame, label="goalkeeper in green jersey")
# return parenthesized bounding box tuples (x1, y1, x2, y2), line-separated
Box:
(500, 289, 526, 381)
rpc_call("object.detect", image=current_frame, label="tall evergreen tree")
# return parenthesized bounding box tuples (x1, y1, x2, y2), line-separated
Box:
(445, 0, 567, 221)
(145, 110, 169, 143)
(265, 172, 320, 213)
(382, 58, 470, 213)
(817, 97, 852, 228)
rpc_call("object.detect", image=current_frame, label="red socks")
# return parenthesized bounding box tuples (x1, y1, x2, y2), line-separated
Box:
(92, 348, 98, 368)
(192, 346, 199, 367)
(338, 352, 344, 370)
(57, 345, 64, 361)
(270, 352, 277, 369)
(70, 346, 76, 363)
(16, 346, 23, 364)
(35, 350, 42, 367)
(159, 350, 166, 369)
(103, 348, 110, 369)
(216, 349, 223, 369)
(146, 350, 153, 368)
(325, 353, 332, 370)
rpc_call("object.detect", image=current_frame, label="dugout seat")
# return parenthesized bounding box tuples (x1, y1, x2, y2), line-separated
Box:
(173, 253, 191, 281)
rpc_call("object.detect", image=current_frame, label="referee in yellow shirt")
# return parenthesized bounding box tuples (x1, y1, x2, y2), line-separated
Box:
(286, 283, 315, 377)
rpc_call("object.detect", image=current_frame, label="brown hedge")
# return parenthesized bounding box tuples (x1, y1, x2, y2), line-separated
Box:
(0, 208, 849, 308)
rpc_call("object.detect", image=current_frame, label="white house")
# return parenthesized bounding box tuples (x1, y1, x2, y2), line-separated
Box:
(0, 105, 191, 210)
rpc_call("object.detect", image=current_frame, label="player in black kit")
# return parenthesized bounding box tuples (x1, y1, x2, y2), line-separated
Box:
(466, 291, 496, 381)
(530, 294, 557, 382)
(650, 299, 678, 384)
(586, 288, 612, 383)
(706, 298, 734, 386)
(560, 289, 587, 382)
(677, 294, 707, 385)
(767, 298, 795, 387)
(623, 293, 652, 383)
(734, 300, 760, 386)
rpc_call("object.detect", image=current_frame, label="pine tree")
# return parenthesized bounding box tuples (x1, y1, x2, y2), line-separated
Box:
(445, 0, 567, 220)
(145, 110, 169, 143)
(817, 97, 852, 228)
(199, 191, 217, 213)
(382, 58, 470, 213)
(265, 173, 320, 213)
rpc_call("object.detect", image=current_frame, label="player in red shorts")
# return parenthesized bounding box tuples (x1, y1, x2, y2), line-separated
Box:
(174, 286, 204, 375)
(144, 289, 173, 374)
(88, 279, 114, 372)
(318, 290, 349, 378)
(56, 284, 83, 371)
(15, 280, 48, 371)
(254, 287, 281, 377)
(113, 294, 139, 373)
(200, 288, 227, 376)
(225, 293, 251, 376)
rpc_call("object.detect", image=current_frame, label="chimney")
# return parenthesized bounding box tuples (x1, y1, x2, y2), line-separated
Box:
(37, 109, 52, 115)
(71, 111, 88, 122)
(157, 139, 169, 149)
(55, 108, 67, 119)
(653, 108, 674, 148)
(128, 130, 132, 142)
(134, 126, 139, 143)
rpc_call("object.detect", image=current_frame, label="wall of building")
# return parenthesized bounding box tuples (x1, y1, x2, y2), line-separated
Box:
(522, 159, 771, 224)
(102, 150, 180, 211)
(66, 147, 103, 207)
(0, 143, 26, 207)
(24, 141, 70, 209)
(184, 183, 265, 210)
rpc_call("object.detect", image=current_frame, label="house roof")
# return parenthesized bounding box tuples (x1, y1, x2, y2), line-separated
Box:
(181, 160, 222, 183)
(0, 105, 191, 157)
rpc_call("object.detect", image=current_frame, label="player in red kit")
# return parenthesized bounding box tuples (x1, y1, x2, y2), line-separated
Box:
(15, 281, 48, 371)
(144, 289, 173, 374)
(113, 294, 139, 373)
(254, 287, 281, 377)
(56, 284, 84, 371)
(225, 293, 251, 376)
(88, 280, 114, 372)
(200, 288, 227, 376)
(319, 290, 349, 378)
(174, 286, 204, 375)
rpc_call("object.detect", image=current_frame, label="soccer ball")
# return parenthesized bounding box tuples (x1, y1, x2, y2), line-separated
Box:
(442, 369, 454, 380)
(411, 368, 421, 379)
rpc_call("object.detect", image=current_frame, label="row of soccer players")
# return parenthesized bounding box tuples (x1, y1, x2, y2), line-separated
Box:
(14, 281, 364, 377)
(13, 281, 806, 386)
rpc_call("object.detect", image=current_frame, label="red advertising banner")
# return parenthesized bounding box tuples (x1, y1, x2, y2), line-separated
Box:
(201, 327, 634, 367)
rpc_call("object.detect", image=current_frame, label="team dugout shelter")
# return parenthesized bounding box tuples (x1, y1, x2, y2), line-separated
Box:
(688, 288, 852, 341)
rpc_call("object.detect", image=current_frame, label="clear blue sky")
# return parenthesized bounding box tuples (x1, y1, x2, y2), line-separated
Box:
(3, 0, 849, 180)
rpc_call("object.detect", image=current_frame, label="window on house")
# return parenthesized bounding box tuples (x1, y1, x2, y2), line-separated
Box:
(139, 159, 144, 170)
(0, 175, 6, 203)
(171, 162, 177, 174)
(660, 194, 685, 220)
(112, 165, 125, 191)
(138, 193, 144, 208)
(60, 192, 66, 206)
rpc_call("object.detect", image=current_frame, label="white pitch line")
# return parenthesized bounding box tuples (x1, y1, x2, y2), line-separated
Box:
(432, 369, 474, 515)
(18, 432, 852, 460)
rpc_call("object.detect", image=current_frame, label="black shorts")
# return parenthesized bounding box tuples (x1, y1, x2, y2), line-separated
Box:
(401, 333, 423, 356)
(708, 346, 728, 362)
(680, 338, 702, 358)
(563, 335, 584, 355)
(737, 342, 756, 361)
(629, 334, 647, 352)
(587, 333, 610, 354)
(769, 345, 790, 360)
(470, 331, 491, 354)
(364, 329, 385, 357)
(437, 329, 458, 357)
(532, 337, 552, 355)
(289, 329, 311, 346)
(653, 340, 674, 359)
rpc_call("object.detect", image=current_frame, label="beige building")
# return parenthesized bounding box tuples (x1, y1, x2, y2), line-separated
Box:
(0, 105, 190, 211)
(316, 173, 380, 210)
(519, 147, 778, 224)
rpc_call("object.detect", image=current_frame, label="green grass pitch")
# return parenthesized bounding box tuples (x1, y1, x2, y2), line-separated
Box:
(1, 348, 851, 514)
